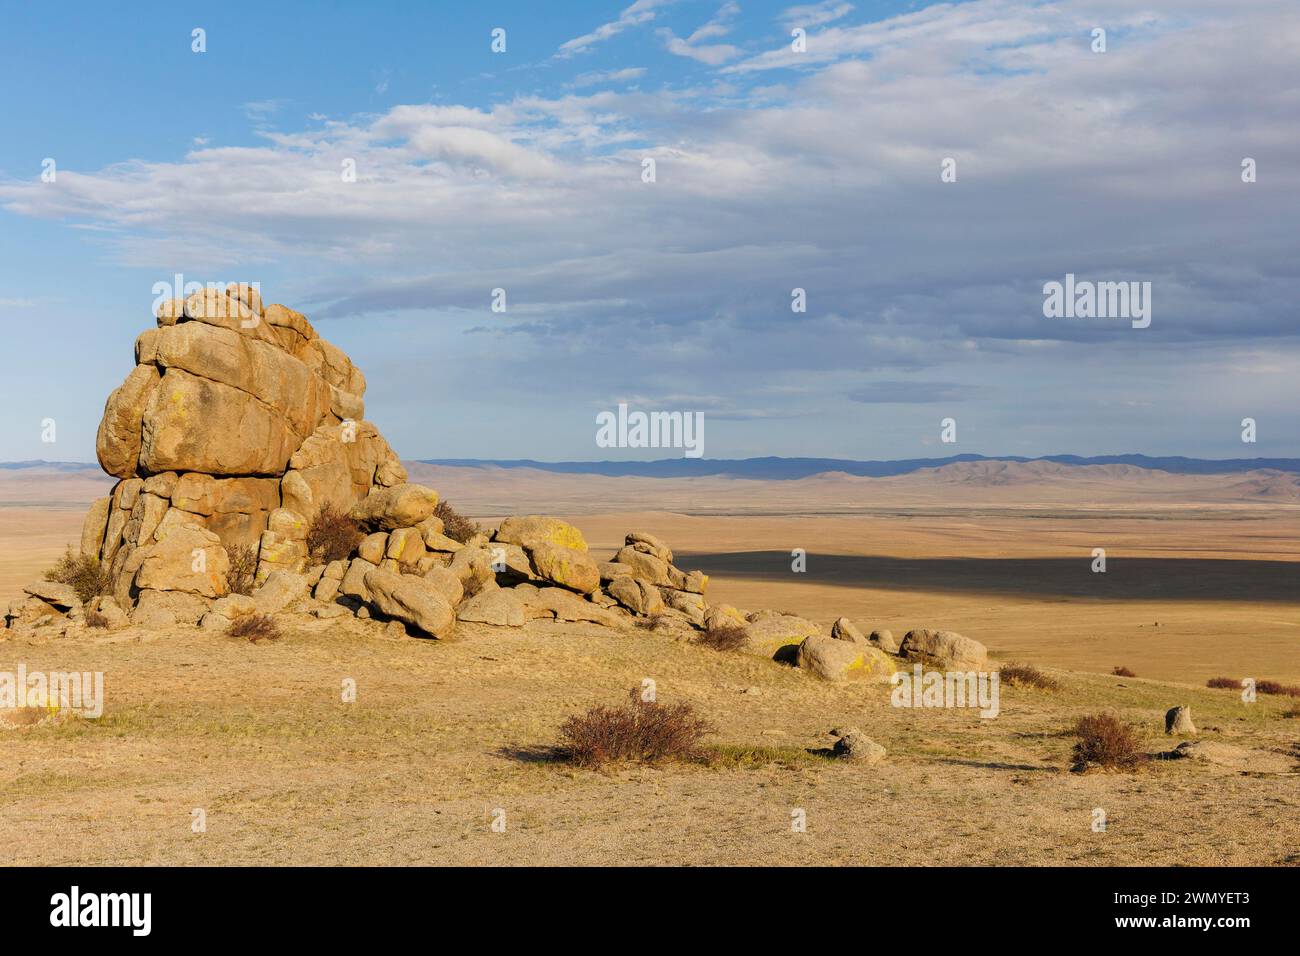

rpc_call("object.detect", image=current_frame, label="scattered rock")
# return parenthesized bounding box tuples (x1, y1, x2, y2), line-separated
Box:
(899, 629, 987, 670)
(1165, 705, 1196, 735)
(363, 567, 454, 639)
(797, 634, 897, 682)
(457, 587, 526, 627)
(831, 616, 866, 644)
(830, 728, 886, 764)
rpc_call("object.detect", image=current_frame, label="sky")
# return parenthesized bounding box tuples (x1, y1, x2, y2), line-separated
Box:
(0, 0, 1297, 464)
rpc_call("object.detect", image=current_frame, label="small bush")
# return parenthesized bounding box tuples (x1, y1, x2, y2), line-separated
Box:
(228, 614, 280, 643)
(225, 544, 259, 596)
(694, 623, 748, 652)
(307, 503, 362, 564)
(43, 548, 110, 603)
(434, 500, 480, 544)
(1255, 679, 1300, 698)
(1206, 676, 1239, 689)
(84, 609, 110, 629)
(1112, 665, 1136, 677)
(999, 663, 1061, 691)
(558, 688, 714, 769)
(1071, 713, 1145, 772)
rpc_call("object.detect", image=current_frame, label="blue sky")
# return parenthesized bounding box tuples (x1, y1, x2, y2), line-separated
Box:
(1, 0, 1297, 464)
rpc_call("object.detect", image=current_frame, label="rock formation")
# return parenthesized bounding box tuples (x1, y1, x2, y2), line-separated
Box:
(3, 285, 989, 691)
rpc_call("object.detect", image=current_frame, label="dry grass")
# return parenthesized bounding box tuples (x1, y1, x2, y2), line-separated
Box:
(1071, 713, 1146, 772)
(1206, 676, 1240, 689)
(227, 614, 281, 643)
(434, 500, 480, 544)
(557, 688, 714, 769)
(999, 663, 1061, 691)
(695, 623, 748, 652)
(225, 544, 258, 597)
(306, 503, 362, 565)
(42, 548, 109, 603)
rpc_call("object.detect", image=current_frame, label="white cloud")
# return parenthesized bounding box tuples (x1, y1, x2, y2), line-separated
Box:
(567, 67, 648, 89)
(781, 1, 854, 29)
(557, 0, 674, 57)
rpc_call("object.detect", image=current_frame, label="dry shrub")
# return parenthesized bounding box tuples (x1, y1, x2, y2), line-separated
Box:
(84, 609, 110, 629)
(695, 623, 748, 652)
(434, 500, 479, 544)
(43, 548, 110, 604)
(1071, 713, 1145, 772)
(228, 614, 280, 643)
(1255, 679, 1300, 698)
(1112, 665, 1137, 677)
(1206, 676, 1239, 689)
(225, 544, 258, 596)
(558, 688, 714, 769)
(999, 663, 1061, 691)
(307, 503, 362, 564)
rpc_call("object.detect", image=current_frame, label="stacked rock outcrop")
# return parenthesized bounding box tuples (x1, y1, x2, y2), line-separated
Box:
(4, 286, 988, 692)
(80, 283, 404, 626)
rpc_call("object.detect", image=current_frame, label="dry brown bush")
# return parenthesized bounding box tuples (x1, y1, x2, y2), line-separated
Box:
(694, 623, 748, 652)
(999, 663, 1061, 691)
(558, 688, 714, 769)
(1071, 713, 1145, 772)
(225, 544, 259, 596)
(307, 503, 362, 564)
(434, 500, 479, 544)
(43, 548, 110, 604)
(1112, 665, 1136, 677)
(228, 614, 281, 643)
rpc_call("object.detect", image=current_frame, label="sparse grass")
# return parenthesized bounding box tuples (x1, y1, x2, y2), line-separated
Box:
(1112, 666, 1137, 678)
(227, 614, 281, 643)
(695, 623, 748, 652)
(306, 503, 362, 565)
(225, 544, 258, 596)
(999, 663, 1061, 691)
(557, 688, 714, 769)
(704, 744, 837, 770)
(1071, 713, 1146, 772)
(42, 548, 110, 603)
(433, 500, 480, 544)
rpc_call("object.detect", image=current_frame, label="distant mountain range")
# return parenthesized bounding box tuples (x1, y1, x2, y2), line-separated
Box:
(6, 454, 1299, 482)
(418, 454, 1300, 480)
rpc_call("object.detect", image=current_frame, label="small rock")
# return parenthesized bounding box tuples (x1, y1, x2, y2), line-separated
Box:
(1165, 705, 1196, 735)
(830, 728, 886, 764)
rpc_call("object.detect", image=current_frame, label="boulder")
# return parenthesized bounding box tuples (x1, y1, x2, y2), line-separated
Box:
(495, 515, 588, 552)
(798, 635, 896, 683)
(625, 531, 673, 564)
(133, 525, 230, 598)
(252, 571, 311, 615)
(740, 612, 821, 658)
(528, 542, 600, 593)
(1165, 705, 1196, 735)
(704, 603, 747, 631)
(339, 558, 378, 602)
(80, 496, 112, 558)
(350, 483, 439, 531)
(96, 364, 160, 478)
(830, 728, 887, 764)
(22, 581, 81, 611)
(831, 617, 866, 644)
(363, 567, 455, 639)
(386, 527, 427, 566)
(870, 628, 899, 654)
(607, 576, 664, 616)
(132, 588, 209, 625)
(610, 546, 675, 587)
(421, 566, 465, 607)
(457, 587, 526, 627)
(660, 588, 705, 627)
(899, 629, 987, 670)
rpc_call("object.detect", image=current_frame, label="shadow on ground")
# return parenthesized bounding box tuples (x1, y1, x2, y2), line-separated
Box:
(677, 552, 1300, 603)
